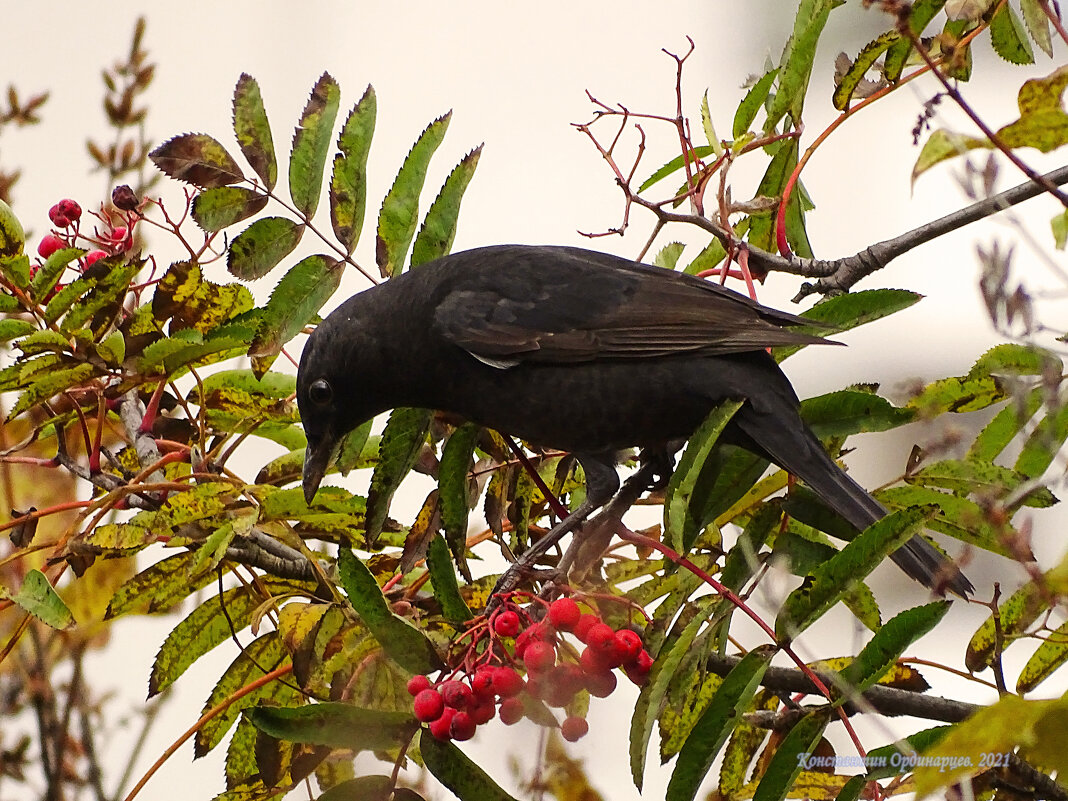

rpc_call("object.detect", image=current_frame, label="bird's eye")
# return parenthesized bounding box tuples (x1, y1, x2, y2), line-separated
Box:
(308, 378, 333, 406)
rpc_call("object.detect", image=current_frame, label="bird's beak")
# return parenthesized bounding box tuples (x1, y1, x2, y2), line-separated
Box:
(302, 433, 338, 504)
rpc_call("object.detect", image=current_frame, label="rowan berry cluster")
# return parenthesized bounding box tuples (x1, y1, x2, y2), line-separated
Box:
(33, 187, 142, 276)
(407, 594, 653, 744)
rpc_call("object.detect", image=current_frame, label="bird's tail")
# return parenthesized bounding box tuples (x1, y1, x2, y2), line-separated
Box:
(730, 404, 973, 597)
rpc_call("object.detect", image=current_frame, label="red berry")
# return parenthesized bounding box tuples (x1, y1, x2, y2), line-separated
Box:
(548, 597, 582, 630)
(624, 649, 654, 686)
(407, 675, 433, 697)
(439, 680, 473, 709)
(37, 234, 65, 259)
(499, 697, 524, 725)
(554, 663, 587, 695)
(515, 623, 551, 658)
(615, 629, 643, 663)
(469, 699, 496, 725)
(492, 667, 525, 697)
(493, 610, 521, 638)
(470, 668, 497, 699)
(110, 226, 127, 241)
(49, 200, 81, 227)
(579, 646, 612, 675)
(428, 707, 456, 740)
(413, 689, 445, 722)
(585, 623, 616, 653)
(83, 250, 108, 268)
(586, 669, 617, 698)
(573, 614, 602, 643)
(561, 716, 589, 742)
(449, 711, 476, 741)
(523, 641, 557, 673)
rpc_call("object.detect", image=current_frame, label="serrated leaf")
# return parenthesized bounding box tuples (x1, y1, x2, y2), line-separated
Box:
(906, 373, 1006, 416)
(248, 702, 415, 752)
(1020, 0, 1054, 58)
(0, 318, 35, 343)
(421, 735, 519, 801)
(776, 290, 922, 360)
(864, 725, 952, 780)
(800, 389, 916, 439)
(364, 407, 431, 546)
(59, 259, 142, 334)
(9, 362, 97, 419)
(877, 484, 1023, 555)
(638, 145, 717, 193)
(227, 216, 305, 280)
(437, 422, 479, 573)
(0, 198, 25, 257)
(0, 569, 74, 630)
(839, 601, 949, 692)
(654, 242, 686, 270)
(192, 186, 269, 232)
(884, 0, 947, 81)
(990, 1, 1035, 64)
(330, 85, 376, 254)
(152, 260, 255, 334)
(966, 580, 1046, 671)
(106, 551, 227, 618)
(410, 144, 482, 268)
(30, 247, 83, 300)
(751, 712, 830, 801)
(765, 0, 844, 131)
(967, 387, 1043, 463)
(734, 70, 779, 139)
(290, 73, 341, 218)
(150, 133, 245, 188)
(1015, 402, 1068, 478)
(666, 647, 773, 801)
(907, 458, 1056, 508)
(248, 254, 343, 363)
(337, 548, 440, 674)
(233, 73, 277, 189)
(376, 112, 451, 277)
(427, 533, 472, 624)
(776, 506, 937, 640)
(833, 33, 897, 110)
(42, 274, 95, 325)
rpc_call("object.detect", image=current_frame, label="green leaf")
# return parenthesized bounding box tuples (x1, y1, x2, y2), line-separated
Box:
(376, 112, 451, 277)
(1018, 617, 1068, 693)
(150, 133, 245, 188)
(884, 0, 946, 81)
(9, 362, 97, 419)
(317, 777, 425, 801)
(751, 712, 830, 801)
(990, 1, 1035, 64)
(864, 725, 952, 779)
(0, 198, 25, 257)
(747, 138, 799, 255)
(189, 368, 299, 433)
(1020, 0, 1054, 57)
(364, 407, 431, 546)
(833, 33, 897, 110)
(248, 702, 415, 752)
(337, 548, 440, 674)
(967, 387, 1043, 463)
(733, 70, 778, 138)
(966, 580, 1046, 671)
(776, 506, 937, 640)
(227, 216, 305, 280)
(0, 318, 35, 343)
(248, 254, 343, 365)
(0, 254, 29, 289)
(289, 72, 341, 218)
(906, 374, 1007, 416)
(1015, 402, 1068, 479)
(799, 388, 916, 439)
(191, 186, 268, 232)
(0, 569, 74, 630)
(438, 422, 480, 574)
(106, 551, 227, 618)
(330, 85, 377, 254)
(664, 401, 744, 556)
(765, 0, 845, 130)
(427, 533, 472, 623)
(233, 73, 278, 189)
(666, 647, 773, 801)
(877, 484, 1022, 555)
(59, 259, 142, 334)
(410, 144, 482, 268)
(969, 342, 1054, 378)
(653, 242, 686, 270)
(30, 247, 83, 300)
(907, 458, 1057, 508)
(839, 601, 949, 692)
(421, 735, 519, 801)
(638, 145, 717, 193)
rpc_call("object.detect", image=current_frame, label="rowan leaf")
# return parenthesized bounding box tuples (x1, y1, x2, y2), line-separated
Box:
(289, 73, 341, 218)
(330, 85, 376, 253)
(227, 216, 305, 280)
(150, 133, 244, 188)
(192, 186, 268, 232)
(411, 144, 482, 267)
(233, 73, 277, 189)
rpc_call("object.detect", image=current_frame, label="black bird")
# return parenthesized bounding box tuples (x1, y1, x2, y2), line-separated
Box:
(297, 245, 972, 597)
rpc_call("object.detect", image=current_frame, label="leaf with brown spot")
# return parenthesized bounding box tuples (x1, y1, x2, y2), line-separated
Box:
(150, 133, 244, 188)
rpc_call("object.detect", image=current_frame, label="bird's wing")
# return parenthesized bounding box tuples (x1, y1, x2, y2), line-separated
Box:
(433, 246, 832, 366)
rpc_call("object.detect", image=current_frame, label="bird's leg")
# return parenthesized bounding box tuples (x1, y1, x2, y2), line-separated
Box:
(489, 453, 619, 601)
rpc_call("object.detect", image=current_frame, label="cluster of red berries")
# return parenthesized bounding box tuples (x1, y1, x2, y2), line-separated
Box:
(35, 190, 140, 270)
(407, 596, 653, 744)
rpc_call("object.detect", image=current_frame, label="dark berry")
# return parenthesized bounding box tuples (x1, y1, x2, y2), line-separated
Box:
(492, 666, 525, 697)
(561, 716, 589, 742)
(469, 699, 496, 725)
(37, 234, 65, 259)
(413, 689, 445, 722)
(499, 697, 524, 725)
(439, 679, 473, 709)
(407, 675, 433, 697)
(573, 614, 602, 643)
(586, 669, 617, 698)
(428, 707, 456, 740)
(112, 184, 138, 211)
(548, 597, 581, 630)
(449, 711, 476, 741)
(523, 641, 556, 673)
(493, 610, 521, 638)
(615, 629, 643, 663)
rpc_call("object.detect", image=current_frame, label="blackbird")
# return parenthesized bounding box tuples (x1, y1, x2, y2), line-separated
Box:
(297, 244, 972, 597)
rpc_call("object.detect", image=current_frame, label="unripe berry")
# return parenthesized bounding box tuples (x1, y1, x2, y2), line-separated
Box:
(499, 697, 524, 725)
(449, 710, 476, 741)
(407, 675, 433, 697)
(37, 234, 65, 259)
(573, 614, 602, 643)
(439, 679, 473, 709)
(523, 640, 556, 673)
(492, 666, 525, 697)
(548, 597, 582, 630)
(561, 716, 589, 742)
(428, 707, 456, 740)
(493, 610, 521, 638)
(413, 689, 445, 722)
